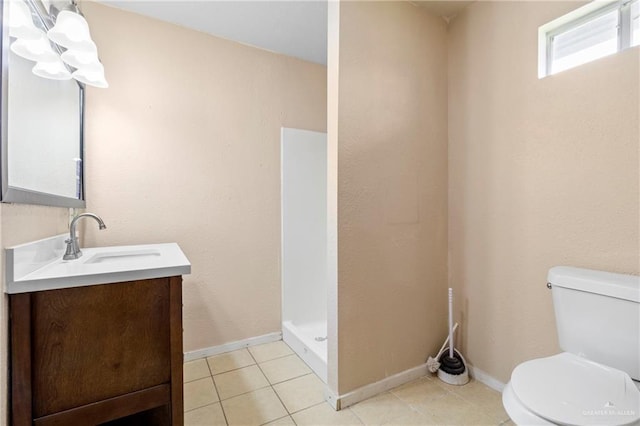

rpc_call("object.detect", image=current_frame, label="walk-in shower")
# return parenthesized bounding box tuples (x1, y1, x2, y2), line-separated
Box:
(281, 127, 328, 383)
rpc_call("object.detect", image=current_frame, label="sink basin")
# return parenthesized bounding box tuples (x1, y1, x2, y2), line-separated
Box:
(5, 234, 191, 294)
(84, 249, 162, 264)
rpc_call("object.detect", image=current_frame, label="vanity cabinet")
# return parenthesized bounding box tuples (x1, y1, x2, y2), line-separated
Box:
(9, 276, 184, 426)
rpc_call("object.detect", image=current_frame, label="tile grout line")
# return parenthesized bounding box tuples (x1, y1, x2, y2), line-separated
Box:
(247, 343, 296, 364)
(433, 379, 510, 423)
(210, 364, 258, 376)
(248, 344, 295, 422)
(251, 351, 297, 363)
(370, 377, 469, 425)
(204, 355, 230, 425)
(350, 405, 366, 425)
(183, 375, 213, 384)
(387, 389, 430, 423)
(252, 342, 334, 422)
(393, 377, 499, 424)
(406, 400, 447, 424)
(207, 348, 257, 376)
(260, 353, 314, 387)
(288, 400, 325, 416)
(206, 352, 271, 403)
(259, 414, 296, 426)
(387, 391, 425, 424)
(182, 375, 223, 414)
(267, 371, 314, 386)
(402, 383, 504, 425)
(183, 401, 217, 414)
(256, 343, 335, 420)
(217, 383, 273, 402)
(183, 358, 213, 384)
(259, 354, 328, 413)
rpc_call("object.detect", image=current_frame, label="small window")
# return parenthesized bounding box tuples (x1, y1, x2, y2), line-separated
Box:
(539, 0, 639, 78)
(632, 0, 640, 46)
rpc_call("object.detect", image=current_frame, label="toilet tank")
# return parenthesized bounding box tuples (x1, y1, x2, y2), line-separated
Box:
(549, 266, 640, 380)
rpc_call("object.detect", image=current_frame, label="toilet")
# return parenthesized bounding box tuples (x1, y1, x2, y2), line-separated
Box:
(502, 266, 640, 426)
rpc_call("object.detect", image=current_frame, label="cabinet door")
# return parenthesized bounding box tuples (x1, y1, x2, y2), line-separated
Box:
(31, 278, 172, 417)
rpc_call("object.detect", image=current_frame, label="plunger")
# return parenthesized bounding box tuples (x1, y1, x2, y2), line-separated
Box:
(437, 288, 469, 385)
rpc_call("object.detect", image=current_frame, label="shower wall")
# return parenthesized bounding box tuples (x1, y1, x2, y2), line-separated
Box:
(281, 127, 328, 382)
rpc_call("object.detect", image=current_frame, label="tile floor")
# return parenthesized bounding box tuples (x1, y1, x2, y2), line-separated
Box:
(183, 341, 513, 426)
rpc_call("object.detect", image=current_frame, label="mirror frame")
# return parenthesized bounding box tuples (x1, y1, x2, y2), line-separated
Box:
(0, 0, 86, 208)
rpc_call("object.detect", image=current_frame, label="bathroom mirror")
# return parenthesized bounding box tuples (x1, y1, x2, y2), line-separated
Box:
(0, 0, 86, 208)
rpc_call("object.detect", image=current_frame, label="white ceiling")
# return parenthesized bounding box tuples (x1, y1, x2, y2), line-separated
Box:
(96, 1, 474, 67)
(97, 1, 329, 65)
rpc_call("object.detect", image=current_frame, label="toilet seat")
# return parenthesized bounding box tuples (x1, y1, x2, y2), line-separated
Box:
(509, 352, 640, 426)
(503, 382, 554, 425)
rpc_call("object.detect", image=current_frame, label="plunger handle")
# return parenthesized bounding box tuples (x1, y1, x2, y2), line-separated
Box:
(448, 288, 454, 358)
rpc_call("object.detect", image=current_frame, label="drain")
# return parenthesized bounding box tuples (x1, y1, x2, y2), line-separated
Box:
(314, 336, 327, 342)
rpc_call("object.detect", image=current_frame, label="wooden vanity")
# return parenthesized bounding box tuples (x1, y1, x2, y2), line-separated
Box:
(9, 276, 184, 426)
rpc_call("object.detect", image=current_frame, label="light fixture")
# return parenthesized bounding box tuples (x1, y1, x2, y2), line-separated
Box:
(32, 58, 72, 80)
(10, 30, 59, 62)
(72, 62, 108, 88)
(47, 10, 96, 52)
(8, 0, 108, 88)
(9, 0, 41, 40)
(60, 49, 100, 70)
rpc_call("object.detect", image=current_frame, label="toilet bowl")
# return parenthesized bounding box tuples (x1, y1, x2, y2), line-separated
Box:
(503, 267, 640, 426)
(503, 353, 640, 426)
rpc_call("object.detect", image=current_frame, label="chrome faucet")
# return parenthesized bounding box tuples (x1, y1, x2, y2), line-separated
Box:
(63, 213, 107, 260)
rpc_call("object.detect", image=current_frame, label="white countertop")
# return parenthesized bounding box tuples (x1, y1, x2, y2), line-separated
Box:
(5, 234, 191, 294)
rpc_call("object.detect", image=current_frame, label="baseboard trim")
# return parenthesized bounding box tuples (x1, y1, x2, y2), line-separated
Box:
(468, 364, 505, 392)
(324, 362, 506, 410)
(184, 332, 282, 362)
(325, 363, 429, 410)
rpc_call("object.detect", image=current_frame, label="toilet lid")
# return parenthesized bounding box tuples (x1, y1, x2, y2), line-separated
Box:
(511, 352, 640, 426)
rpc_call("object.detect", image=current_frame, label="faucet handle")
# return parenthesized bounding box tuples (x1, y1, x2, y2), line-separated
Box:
(63, 239, 75, 260)
(63, 237, 82, 260)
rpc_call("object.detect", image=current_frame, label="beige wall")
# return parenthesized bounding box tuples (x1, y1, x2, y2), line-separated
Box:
(0, 204, 68, 424)
(448, 1, 639, 383)
(80, 3, 327, 352)
(334, 1, 449, 393)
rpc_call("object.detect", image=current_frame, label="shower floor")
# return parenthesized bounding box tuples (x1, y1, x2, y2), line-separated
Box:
(282, 320, 327, 383)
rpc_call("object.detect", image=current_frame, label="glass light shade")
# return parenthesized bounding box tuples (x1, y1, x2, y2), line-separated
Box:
(32, 58, 72, 80)
(72, 62, 108, 88)
(47, 10, 96, 52)
(10, 31, 59, 62)
(60, 49, 101, 71)
(9, 0, 41, 40)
